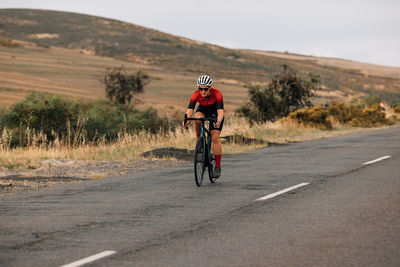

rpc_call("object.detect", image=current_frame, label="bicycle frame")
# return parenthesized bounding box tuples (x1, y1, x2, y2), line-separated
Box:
(184, 114, 216, 160)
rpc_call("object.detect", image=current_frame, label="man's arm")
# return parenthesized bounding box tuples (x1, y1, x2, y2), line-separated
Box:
(183, 108, 194, 128)
(213, 108, 224, 128)
(217, 109, 224, 123)
(186, 108, 194, 118)
(215, 89, 224, 124)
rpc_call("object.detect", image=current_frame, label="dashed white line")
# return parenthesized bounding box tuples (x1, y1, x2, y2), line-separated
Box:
(362, 155, 391, 165)
(60, 250, 116, 267)
(255, 183, 309, 201)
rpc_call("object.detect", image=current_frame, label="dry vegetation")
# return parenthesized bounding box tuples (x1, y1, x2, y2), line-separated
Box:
(1, 115, 395, 171)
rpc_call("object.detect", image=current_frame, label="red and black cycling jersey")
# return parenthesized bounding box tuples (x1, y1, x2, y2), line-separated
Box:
(188, 87, 224, 111)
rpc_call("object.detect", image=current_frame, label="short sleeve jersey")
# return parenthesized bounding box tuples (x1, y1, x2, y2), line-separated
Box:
(188, 88, 224, 112)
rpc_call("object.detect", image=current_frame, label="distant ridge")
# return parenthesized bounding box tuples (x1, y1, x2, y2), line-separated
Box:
(1, 8, 400, 100)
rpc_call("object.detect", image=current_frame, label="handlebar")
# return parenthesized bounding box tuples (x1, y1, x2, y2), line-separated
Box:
(184, 114, 217, 125)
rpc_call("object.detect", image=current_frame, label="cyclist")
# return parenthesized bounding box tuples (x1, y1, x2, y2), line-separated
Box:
(183, 75, 224, 178)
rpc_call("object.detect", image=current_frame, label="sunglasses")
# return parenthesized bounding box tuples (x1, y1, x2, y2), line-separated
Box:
(198, 87, 210, 92)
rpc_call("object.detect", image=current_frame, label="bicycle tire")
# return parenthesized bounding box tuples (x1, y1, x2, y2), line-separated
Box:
(194, 137, 205, 186)
(208, 152, 216, 183)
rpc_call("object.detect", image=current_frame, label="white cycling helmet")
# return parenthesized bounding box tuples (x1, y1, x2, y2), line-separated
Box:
(197, 75, 212, 87)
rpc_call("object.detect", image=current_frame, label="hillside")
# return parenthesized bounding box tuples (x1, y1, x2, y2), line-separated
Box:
(1, 8, 400, 109)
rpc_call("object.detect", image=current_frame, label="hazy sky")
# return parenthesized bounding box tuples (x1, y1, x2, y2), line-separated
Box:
(1, 0, 399, 67)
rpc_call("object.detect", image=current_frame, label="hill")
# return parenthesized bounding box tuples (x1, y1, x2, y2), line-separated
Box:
(1, 8, 400, 111)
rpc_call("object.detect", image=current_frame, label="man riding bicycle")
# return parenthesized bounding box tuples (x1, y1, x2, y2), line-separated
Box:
(183, 75, 224, 178)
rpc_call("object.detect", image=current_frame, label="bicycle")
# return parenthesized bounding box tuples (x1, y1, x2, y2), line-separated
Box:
(184, 114, 217, 186)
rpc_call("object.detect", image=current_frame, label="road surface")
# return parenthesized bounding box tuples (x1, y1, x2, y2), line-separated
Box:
(1, 127, 399, 266)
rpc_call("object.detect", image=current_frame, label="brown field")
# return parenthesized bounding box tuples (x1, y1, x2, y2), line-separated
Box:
(0, 41, 248, 116)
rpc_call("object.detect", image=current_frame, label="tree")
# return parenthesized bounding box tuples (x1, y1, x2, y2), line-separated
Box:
(102, 66, 150, 105)
(236, 65, 320, 124)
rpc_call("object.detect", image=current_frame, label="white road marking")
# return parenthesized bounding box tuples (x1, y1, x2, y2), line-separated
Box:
(255, 183, 309, 201)
(60, 250, 116, 267)
(362, 155, 391, 165)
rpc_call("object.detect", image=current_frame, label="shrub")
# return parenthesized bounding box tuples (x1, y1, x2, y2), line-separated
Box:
(2, 92, 80, 146)
(287, 102, 393, 130)
(85, 100, 171, 141)
(288, 106, 332, 130)
(0, 92, 172, 147)
(362, 95, 382, 107)
(389, 98, 400, 108)
(102, 66, 150, 105)
(328, 102, 392, 127)
(347, 104, 392, 127)
(237, 65, 320, 124)
(351, 95, 384, 108)
(327, 102, 357, 123)
(236, 85, 280, 123)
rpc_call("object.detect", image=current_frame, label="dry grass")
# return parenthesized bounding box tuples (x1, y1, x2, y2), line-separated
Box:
(1, 115, 392, 170)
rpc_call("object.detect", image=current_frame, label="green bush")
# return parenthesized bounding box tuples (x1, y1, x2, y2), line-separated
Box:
(2, 92, 80, 146)
(0, 92, 172, 147)
(85, 100, 170, 141)
(102, 66, 150, 105)
(237, 65, 320, 124)
(288, 107, 332, 130)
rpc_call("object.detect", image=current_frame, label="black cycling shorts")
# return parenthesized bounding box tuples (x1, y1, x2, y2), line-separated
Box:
(195, 106, 224, 131)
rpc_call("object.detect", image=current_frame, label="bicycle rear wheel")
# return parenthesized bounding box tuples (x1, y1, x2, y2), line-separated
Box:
(194, 137, 205, 186)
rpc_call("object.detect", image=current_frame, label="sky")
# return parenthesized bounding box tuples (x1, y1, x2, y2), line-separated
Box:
(1, 0, 399, 67)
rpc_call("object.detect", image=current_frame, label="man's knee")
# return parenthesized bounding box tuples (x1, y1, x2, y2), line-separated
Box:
(194, 112, 204, 118)
(211, 133, 221, 144)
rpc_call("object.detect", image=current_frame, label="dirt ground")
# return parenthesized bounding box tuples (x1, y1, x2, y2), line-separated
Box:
(0, 158, 186, 197)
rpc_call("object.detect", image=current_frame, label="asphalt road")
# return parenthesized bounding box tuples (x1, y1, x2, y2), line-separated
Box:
(1, 127, 399, 267)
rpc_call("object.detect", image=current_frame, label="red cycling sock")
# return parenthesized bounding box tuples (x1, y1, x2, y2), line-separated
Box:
(196, 132, 200, 138)
(215, 154, 221, 168)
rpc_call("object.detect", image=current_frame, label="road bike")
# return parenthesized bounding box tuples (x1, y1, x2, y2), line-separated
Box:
(184, 114, 217, 186)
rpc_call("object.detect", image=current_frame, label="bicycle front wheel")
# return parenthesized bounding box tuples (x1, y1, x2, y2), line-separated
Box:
(194, 137, 205, 186)
(208, 153, 216, 183)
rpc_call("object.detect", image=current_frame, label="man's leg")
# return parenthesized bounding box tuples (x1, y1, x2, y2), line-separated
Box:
(194, 112, 205, 138)
(211, 130, 222, 168)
